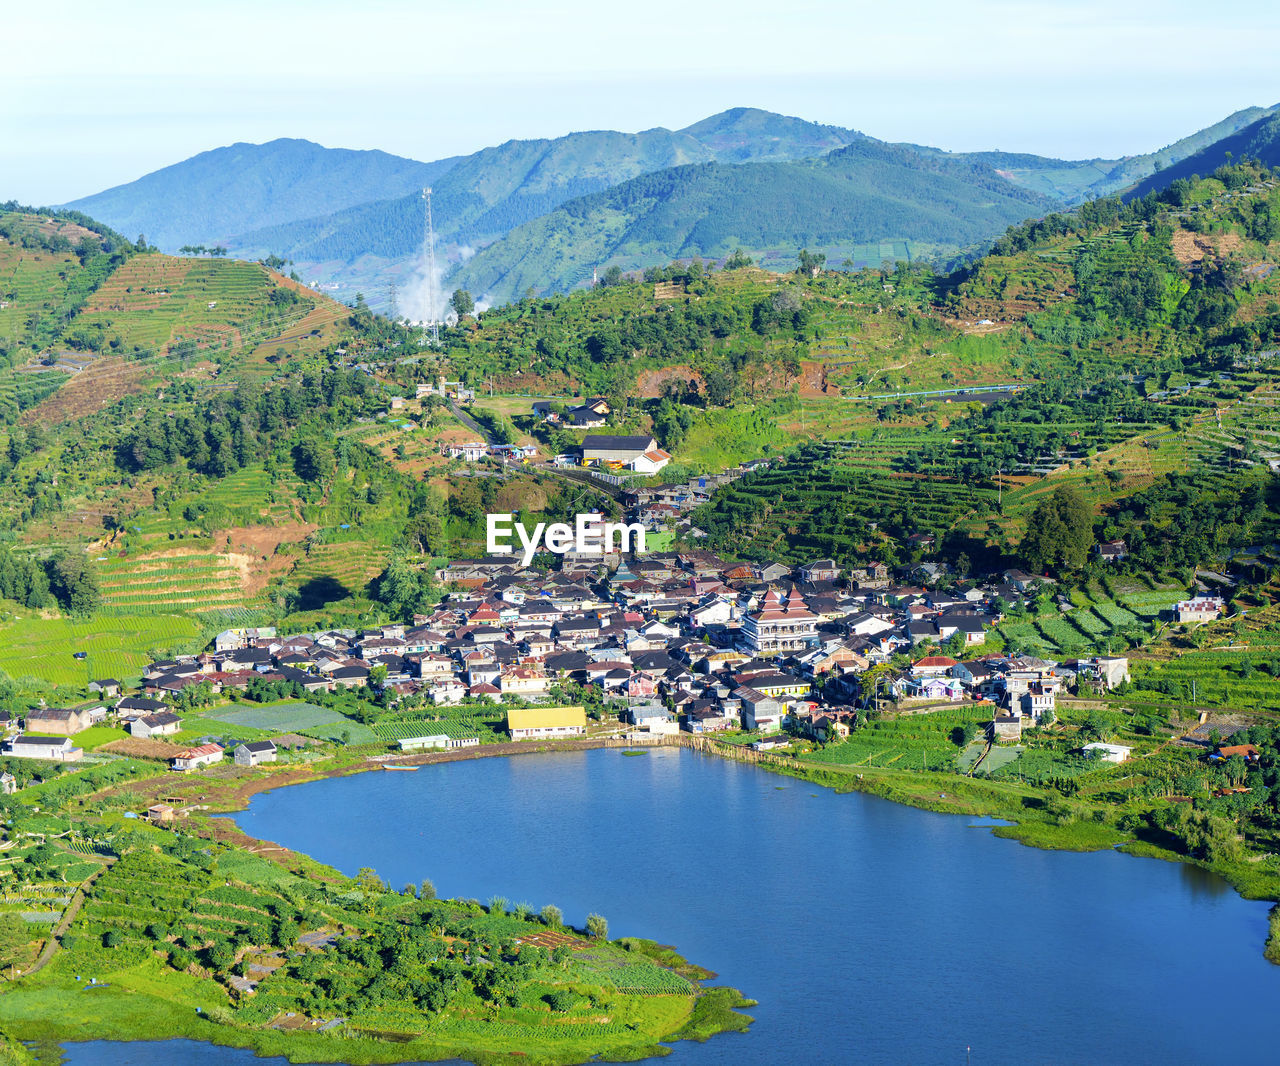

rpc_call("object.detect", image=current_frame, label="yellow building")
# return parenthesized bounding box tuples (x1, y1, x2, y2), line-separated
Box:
(506, 706, 587, 740)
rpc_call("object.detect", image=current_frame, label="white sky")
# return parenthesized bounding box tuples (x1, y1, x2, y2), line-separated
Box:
(4, 0, 1280, 203)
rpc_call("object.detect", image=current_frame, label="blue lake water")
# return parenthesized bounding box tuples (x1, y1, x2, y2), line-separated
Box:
(71, 748, 1280, 1064)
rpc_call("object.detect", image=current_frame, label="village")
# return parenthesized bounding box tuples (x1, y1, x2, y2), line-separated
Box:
(1, 531, 1235, 788)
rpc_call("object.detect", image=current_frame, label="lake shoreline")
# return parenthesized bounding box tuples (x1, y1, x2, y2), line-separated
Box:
(189, 731, 1280, 965)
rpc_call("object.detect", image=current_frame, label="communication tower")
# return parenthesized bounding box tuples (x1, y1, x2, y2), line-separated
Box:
(421, 187, 440, 347)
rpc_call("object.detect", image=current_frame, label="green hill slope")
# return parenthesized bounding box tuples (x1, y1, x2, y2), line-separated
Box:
(916, 104, 1280, 203)
(448, 139, 1054, 304)
(1127, 112, 1280, 199)
(66, 139, 461, 251)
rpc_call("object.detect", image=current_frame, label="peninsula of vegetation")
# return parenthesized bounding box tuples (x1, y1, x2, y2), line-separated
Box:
(0, 746, 752, 1065)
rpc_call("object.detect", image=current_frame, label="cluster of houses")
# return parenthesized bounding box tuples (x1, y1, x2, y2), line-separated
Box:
(443, 441, 538, 463)
(17, 532, 1238, 781)
(124, 554, 1126, 750)
(0, 688, 280, 773)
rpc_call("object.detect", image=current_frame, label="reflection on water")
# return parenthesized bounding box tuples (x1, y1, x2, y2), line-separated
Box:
(1179, 859, 1233, 899)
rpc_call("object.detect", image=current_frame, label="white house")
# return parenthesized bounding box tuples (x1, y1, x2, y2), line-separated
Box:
(6, 736, 83, 762)
(397, 734, 480, 751)
(581, 434, 672, 472)
(1174, 596, 1225, 623)
(130, 712, 182, 738)
(233, 740, 277, 767)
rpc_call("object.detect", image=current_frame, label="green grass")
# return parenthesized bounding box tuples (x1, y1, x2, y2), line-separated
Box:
(0, 612, 204, 687)
(203, 702, 378, 743)
(70, 726, 131, 750)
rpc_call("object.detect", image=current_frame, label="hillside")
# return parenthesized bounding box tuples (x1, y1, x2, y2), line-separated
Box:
(66, 139, 461, 251)
(1128, 112, 1280, 199)
(448, 138, 1054, 304)
(4, 165, 1280, 650)
(945, 102, 1280, 203)
(436, 162, 1280, 574)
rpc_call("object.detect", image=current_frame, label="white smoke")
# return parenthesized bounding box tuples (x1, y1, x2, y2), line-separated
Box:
(400, 253, 448, 327)
(457, 245, 477, 262)
(475, 294, 492, 314)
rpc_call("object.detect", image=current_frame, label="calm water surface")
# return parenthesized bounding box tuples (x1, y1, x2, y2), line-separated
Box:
(71, 749, 1280, 1065)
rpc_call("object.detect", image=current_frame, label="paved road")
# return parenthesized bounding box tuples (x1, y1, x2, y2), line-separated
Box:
(448, 400, 491, 441)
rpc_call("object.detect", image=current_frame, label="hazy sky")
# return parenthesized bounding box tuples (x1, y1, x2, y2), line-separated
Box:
(5, 0, 1280, 203)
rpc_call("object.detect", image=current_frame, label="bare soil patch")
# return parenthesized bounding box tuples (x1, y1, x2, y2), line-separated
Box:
(1171, 228, 1245, 267)
(636, 365, 703, 398)
(99, 737, 178, 760)
(19, 358, 145, 425)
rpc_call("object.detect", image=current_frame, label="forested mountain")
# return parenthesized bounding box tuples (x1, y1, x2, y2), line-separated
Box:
(228, 110, 863, 264)
(61, 103, 1280, 311)
(448, 138, 1055, 304)
(66, 140, 462, 251)
(1127, 112, 1280, 199)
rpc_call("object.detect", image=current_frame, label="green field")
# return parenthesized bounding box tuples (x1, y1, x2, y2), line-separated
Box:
(0, 612, 204, 687)
(205, 701, 378, 743)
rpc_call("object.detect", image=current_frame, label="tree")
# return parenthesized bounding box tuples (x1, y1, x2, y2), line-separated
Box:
(702, 366, 737, 407)
(585, 913, 608, 940)
(724, 248, 753, 270)
(600, 265, 624, 287)
(0, 915, 31, 971)
(797, 249, 826, 277)
(355, 867, 386, 894)
(1020, 485, 1093, 574)
(45, 552, 100, 614)
(291, 437, 333, 483)
(451, 289, 475, 317)
(420, 878, 437, 901)
(371, 549, 439, 622)
(541, 904, 563, 928)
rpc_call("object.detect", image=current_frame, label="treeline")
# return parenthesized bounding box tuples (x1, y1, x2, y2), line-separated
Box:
(0, 546, 99, 613)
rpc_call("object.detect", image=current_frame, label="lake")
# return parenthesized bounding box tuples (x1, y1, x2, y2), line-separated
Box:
(73, 748, 1280, 1064)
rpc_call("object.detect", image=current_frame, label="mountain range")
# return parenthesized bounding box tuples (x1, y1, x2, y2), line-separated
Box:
(64, 103, 1280, 310)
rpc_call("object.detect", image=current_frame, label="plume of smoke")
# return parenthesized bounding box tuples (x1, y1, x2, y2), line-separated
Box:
(400, 254, 448, 326)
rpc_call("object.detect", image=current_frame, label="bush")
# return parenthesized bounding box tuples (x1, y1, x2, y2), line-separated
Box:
(544, 989, 582, 1013)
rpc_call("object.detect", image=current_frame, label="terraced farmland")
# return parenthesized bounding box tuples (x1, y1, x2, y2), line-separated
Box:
(75, 255, 320, 359)
(693, 440, 997, 563)
(95, 549, 253, 611)
(0, 613, 203, 686)
(289, 541, 387, 606)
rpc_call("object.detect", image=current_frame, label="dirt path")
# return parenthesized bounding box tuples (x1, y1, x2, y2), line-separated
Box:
(23, 862, 112, 978)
